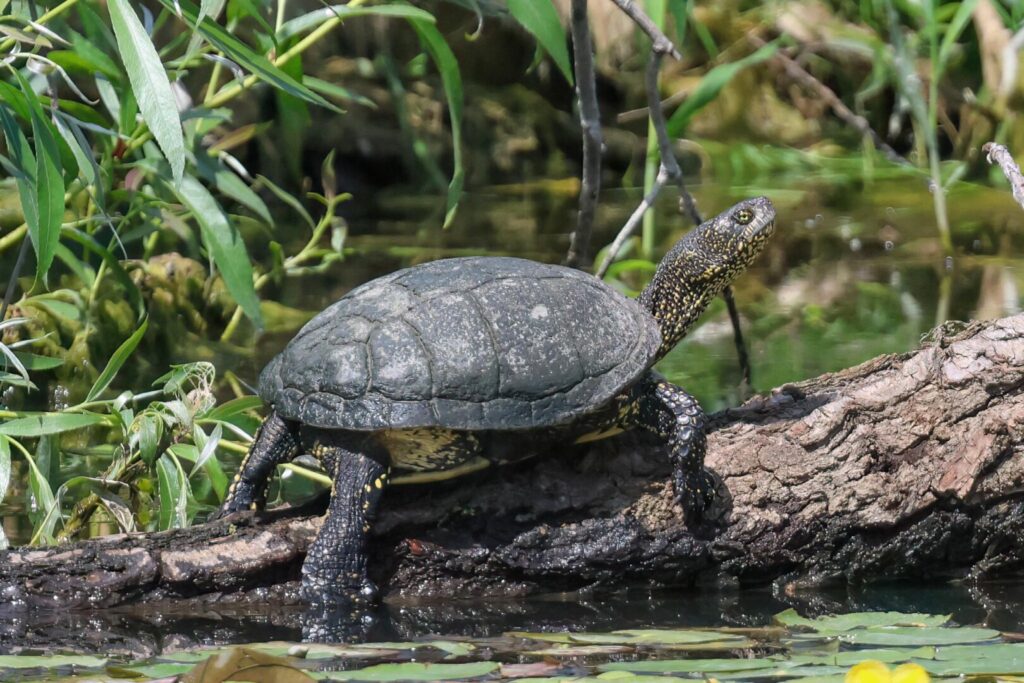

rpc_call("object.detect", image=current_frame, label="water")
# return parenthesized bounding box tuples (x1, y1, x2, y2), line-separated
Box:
(3, 155, 1024, 648)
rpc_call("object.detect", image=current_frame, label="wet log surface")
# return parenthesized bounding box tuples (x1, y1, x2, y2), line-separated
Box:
(4, 315, 1024, 614)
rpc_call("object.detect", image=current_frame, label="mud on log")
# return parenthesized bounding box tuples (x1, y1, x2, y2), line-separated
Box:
(3, 315, 1024, 608)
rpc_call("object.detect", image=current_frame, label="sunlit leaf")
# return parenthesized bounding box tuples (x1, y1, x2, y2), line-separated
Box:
(85, 318, 148, 402)
(507, 0, 573, 84)
(322, 661, 499, 681)
(0, 655, 108, 669)
(0, 412, 106, 437)
(168, 174, 262, 327)
(156, 0, 337, 111)
(205, 396, 262, 421)
(107, 0, 185, 184)
(408, 17, 464, 229)
(775, 610, 952, 631)
(157, 452, 189, 529)
(666, 41, 779, 137)
(277, 4, 436, 42)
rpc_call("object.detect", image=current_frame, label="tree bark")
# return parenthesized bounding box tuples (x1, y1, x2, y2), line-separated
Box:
(4, 315, 1024, 610)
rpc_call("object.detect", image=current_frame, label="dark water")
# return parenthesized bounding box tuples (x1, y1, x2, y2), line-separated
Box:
(3, 157, 1024, 648)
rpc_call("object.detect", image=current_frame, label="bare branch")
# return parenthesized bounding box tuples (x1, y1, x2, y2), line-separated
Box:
(752, 36, 907, 167)
(596, 166, 669, 278)
(564, 0, 603, 268)
(606, 0, 682, 60)
(984, 142, 1024, 211)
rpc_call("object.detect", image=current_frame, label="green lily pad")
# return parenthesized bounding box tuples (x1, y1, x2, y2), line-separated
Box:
(775, 609, 951, 631)
(350, 641, 475, 657)
(106, 662, 194, 678)
(835, 626, 1001, 646)
(527, 645, 634, 656)
(0, 655, 108, 670)
(789, 646, 936, 666)
(320, 661, 499, 681)
(599, 657, 783, 673)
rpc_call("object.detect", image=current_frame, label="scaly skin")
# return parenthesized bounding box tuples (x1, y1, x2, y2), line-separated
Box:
(220, 197, 776, 608)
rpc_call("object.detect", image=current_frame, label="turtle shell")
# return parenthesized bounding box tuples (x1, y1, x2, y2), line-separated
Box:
(259, 256, 661, 431)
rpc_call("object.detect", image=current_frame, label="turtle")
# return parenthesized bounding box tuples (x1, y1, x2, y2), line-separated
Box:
(219, 196, 776, 604)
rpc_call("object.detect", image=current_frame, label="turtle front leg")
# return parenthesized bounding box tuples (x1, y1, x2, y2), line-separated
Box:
(633, 374, 715, 524)
(217, 411, 300, 517)
(302, 433, 390, 605)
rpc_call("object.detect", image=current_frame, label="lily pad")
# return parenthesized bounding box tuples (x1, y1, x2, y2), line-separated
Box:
(527, 645, 635, 657)
(0, 655, 108, 670)
(775, 609, 951, 631)
(835, 626, 1001, 646)
(599, 657, 784, 673)
(350, 641, 475, 657)
(789, 646, 936, 666)
(320, 661, 499, 681)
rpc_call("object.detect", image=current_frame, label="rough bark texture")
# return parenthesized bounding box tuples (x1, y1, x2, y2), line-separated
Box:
(4, 315, 1024, 611)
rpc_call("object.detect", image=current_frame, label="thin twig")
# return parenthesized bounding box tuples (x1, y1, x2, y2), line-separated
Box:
(564, 0, 602, 268)
(984, 142, 1024, 211)
(607, 0, 681, 60)
(598, 166, 669, 278)
(597, 1, 752, 385)
(752, 36, 907, 167)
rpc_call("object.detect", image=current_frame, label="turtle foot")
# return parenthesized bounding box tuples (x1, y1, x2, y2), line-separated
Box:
(675, 469, 718, 525)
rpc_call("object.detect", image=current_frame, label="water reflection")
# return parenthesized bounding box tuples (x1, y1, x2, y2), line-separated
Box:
(2, 581, 1022, 653)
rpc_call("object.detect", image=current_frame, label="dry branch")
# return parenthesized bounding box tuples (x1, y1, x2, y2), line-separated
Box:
(984, 142, 1024, 211)
(4, 315, 1024, 608)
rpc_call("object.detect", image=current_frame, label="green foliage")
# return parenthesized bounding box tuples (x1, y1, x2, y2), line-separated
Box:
(507, 0, 574, 85)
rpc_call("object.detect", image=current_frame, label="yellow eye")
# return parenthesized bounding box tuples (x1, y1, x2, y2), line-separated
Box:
(734, 209, 753, 225)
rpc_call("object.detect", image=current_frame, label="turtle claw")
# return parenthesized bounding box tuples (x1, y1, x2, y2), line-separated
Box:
(675, 468, 718, 525)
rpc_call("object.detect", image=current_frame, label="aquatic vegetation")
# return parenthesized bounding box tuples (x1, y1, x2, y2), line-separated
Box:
(0, 610, 1018, 682)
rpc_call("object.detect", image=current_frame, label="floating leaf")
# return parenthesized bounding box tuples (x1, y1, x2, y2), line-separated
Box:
(107, 0, 185, 184)
(322, 661, 499, 681)
(775, 610, 952, 632)
(832, 626, 1000, 647)
(507, 0, 573, 84)
(0, 655, 107, 669)
(599, 658, 787, 674)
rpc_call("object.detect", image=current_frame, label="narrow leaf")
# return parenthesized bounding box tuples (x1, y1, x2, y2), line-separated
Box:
(0, 413, 106, 437)
(156, 0, 337, 112)
(85, 318, 148, 402)
(409, 18, 464, 229)
(666, 41, 779, 137)
(277, 4, 436, 41)
(107, 0, 186, 184)
(507, 0, 573, 84)
(169, 175, 262, 327)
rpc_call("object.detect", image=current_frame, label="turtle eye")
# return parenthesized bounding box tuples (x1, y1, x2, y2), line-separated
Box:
(734, 209, 754, 225)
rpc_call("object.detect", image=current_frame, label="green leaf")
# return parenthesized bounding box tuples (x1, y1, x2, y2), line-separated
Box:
(774, 609, 952, 631)
(169, 174, 262, 327)
(156, 0, 337, 112)
(836, 626, 1000, 646)
(85, 318, 148, 402)
(7, 72, 65, 282)
(666, 41, 779, 137)
(206, 395, 262, 421)
(12, 352, 64, 371)
(0, 436, 10, 507)
(409, 17, 464, 229)
(0, 655, 108, 670)
(277, 4, 436, 41)
(936, 0, 979, 78)
(107, 0, 185, 184)
(322, 661, 499, 681)
(157, 452, 189, 529)
(196, 152, 272, 224)
(507, 0, 573, 84)
(0, 412, 106, 437)
(599, 658, 782, 674)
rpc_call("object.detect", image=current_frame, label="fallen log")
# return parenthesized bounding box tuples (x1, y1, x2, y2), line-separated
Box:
(3, 314, 1024, 611)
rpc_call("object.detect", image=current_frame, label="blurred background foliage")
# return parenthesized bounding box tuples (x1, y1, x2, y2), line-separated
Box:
(0, 0, 1022, 549)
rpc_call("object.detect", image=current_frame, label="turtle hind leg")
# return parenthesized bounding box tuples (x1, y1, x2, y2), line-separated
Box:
(301, 433, 390, 605)
(632, 373, 715, 524)
(217, 411, 300, 517)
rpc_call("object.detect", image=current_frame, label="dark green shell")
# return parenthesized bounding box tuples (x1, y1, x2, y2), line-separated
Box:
(259, 256, 661, 431)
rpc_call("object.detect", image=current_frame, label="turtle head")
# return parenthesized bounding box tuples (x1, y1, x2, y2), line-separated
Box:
(639, 196, 776, 359)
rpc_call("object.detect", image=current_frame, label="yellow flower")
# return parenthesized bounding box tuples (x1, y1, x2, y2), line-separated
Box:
(892, 663, 930, 683)
(846, 660, 892, 683)
(845, 660, 931, 683)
